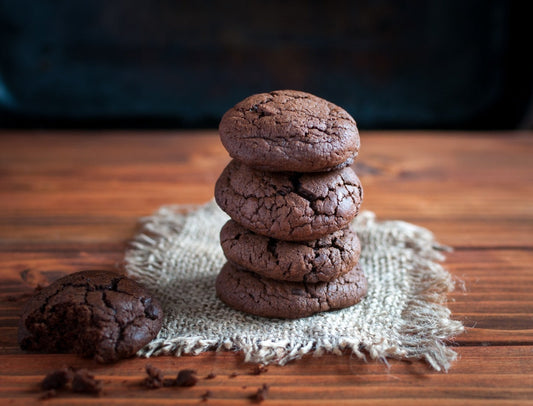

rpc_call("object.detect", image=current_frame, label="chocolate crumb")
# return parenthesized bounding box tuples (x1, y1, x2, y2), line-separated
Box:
(41, 367, 73, 390)
(205, 372, 216, 380)
(38, 367, 102, 399)
(175, 369, 198, 387)
(229, 372, 238, 378)
(71, 369, 102, 395)
(250, 365, 268, 375)
(144, 364, 164, 389)
(201, 390, 213, 401)
(38, 389, 57, 400)
(146, 364, 163, 379)
(250, 384, 270, 403)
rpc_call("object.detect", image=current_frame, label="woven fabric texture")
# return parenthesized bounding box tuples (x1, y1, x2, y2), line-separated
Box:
(124, 201, 464, 371)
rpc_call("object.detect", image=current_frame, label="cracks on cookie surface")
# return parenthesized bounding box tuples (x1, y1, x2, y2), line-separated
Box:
(234, 92, 352, 135)
(21, 272, 161, 362)
(266, 238, 279, 266)
(220, 91, 358, 171)
(288, 174, 316, 203)
(215, 161, 362, 241)
(221, 222, 360, 283)
(218, 263, 367, 318)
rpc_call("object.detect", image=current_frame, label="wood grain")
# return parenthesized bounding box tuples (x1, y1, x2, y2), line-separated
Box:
(0, 131, 532, 405)
(0, 348, 532, 405)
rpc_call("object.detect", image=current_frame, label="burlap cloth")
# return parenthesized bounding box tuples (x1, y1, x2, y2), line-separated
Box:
(124, 201, 464, 371)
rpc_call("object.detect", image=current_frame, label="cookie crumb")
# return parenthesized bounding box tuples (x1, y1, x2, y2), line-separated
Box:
(250, 364, 268, 375)
(71, 369, 102, 395)
(249, 384, 270, 403)
(38, 367, 102, 399)
(38, 389, 57, 400)
(144, 364, 164, 389)
(175, 369, 198, 387)
(201, 390, 213, 401)
(205, 372, 216, 380)
(41, 367, 73, 390)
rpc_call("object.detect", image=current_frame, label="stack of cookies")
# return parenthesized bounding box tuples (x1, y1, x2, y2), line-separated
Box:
(214, 90, 367, 319)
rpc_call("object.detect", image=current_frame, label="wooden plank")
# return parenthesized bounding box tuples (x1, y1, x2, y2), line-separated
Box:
(0, 347, 531, 405)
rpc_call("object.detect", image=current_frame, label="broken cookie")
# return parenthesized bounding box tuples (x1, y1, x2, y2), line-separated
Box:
(18, 270, 163, 363)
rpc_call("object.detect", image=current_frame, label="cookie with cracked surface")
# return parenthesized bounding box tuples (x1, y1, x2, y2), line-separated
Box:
(214, 160, 363, 241)
(220, 220, 361, 283)
(219, 90, 360, 172)
(216, 262, 367, 319)
(18, 270, 163, 363)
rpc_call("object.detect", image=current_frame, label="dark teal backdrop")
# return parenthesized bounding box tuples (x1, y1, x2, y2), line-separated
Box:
(0, 0, 531, 129)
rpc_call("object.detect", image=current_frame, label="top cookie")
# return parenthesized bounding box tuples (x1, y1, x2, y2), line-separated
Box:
(219, 90, 360, 172)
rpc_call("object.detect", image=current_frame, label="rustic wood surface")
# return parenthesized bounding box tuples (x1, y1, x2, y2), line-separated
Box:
(0, 131, 532, 405)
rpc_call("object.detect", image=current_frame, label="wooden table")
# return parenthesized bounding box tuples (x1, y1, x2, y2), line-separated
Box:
(1, 131, 532, 405)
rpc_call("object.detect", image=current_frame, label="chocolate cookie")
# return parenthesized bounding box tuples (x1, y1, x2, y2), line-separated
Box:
(216, 262, 367, 319)
(219, 90, 360, 172)
(220, 220, 361, 283)
(215, 160, 363, 241)
(18, 270, 163, 363)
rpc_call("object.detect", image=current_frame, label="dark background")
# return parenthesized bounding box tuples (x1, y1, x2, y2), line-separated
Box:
(1, 0, 531, 130)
